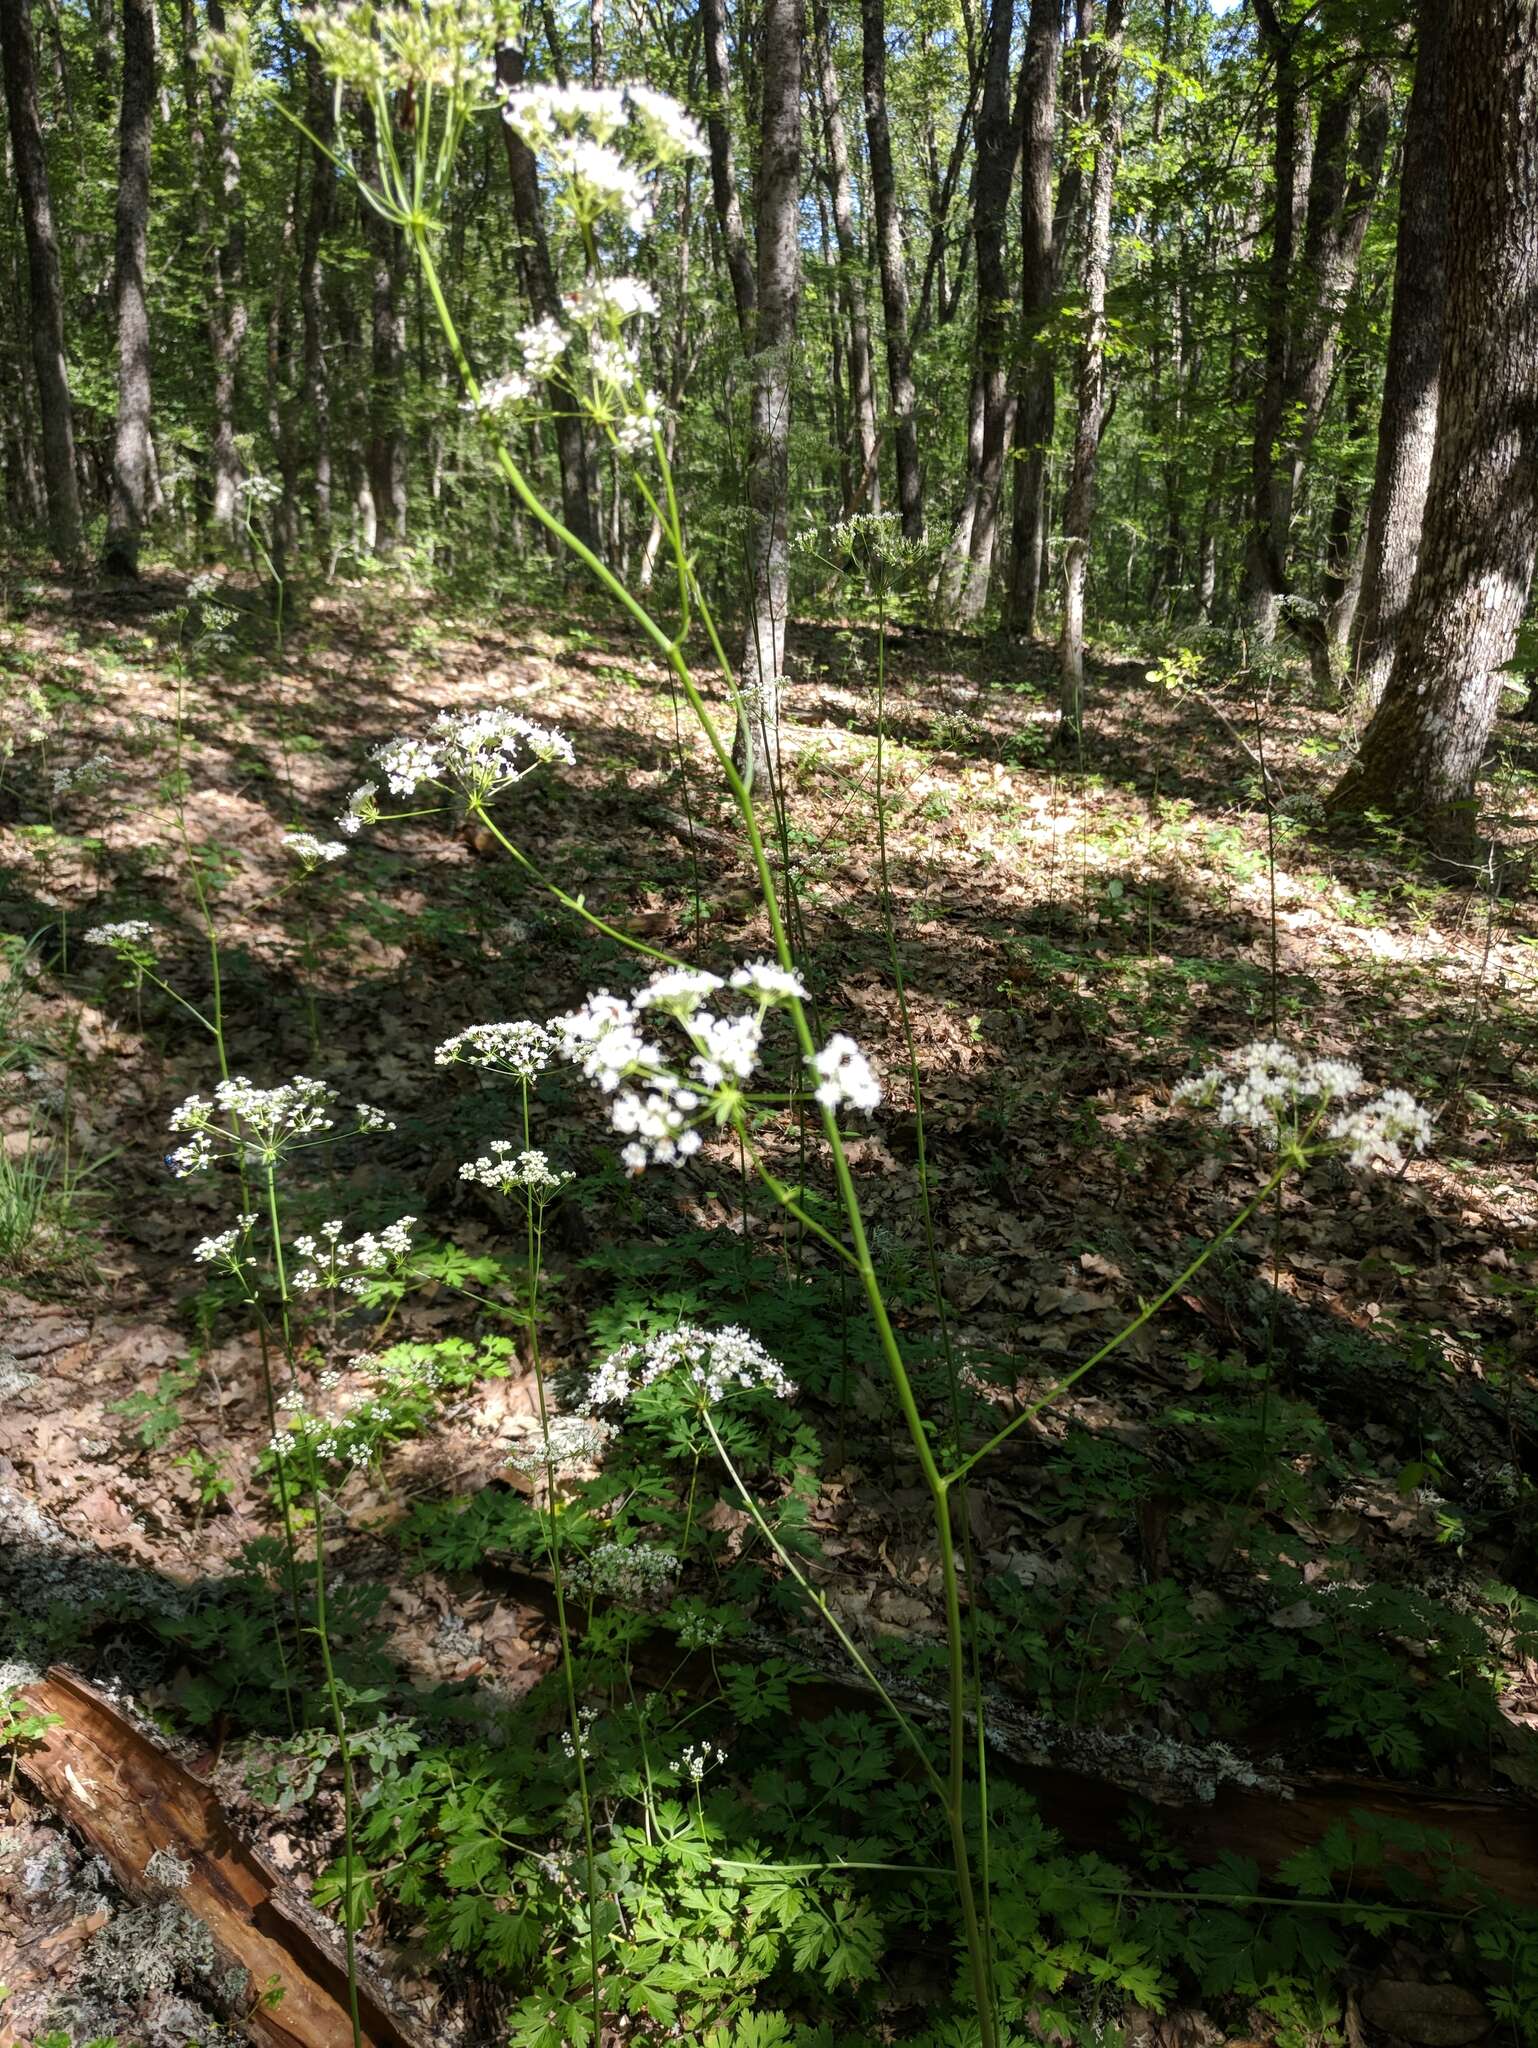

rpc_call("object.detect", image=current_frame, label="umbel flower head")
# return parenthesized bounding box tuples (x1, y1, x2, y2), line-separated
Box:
(85, 918, 156, 954)
(435, 1020, 555, 1080)
(1173, 1041, 1433, 1172)
(282, 830, 348, 871)
(167, 1076, 395, 1176)
(553, 959, 860, 1174)
(359, 705, 574, 819)
(581, 1323, 794, 1411)
(291, 1216, 417, 1294)
(460, 1142, 572, 1199)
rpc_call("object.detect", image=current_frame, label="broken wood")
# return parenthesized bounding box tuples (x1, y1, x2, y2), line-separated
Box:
(15, 1667, 429, 2048)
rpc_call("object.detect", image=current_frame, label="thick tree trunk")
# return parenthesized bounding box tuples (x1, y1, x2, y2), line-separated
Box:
(861, 0, 923, 538)
(735, 0, 804, 794)
(812, 0, 880, 514)
(1331, 0, 1538, 851)
(0, 0, 82, 563)
(1057, 0, 1124, 736)
(1004, 0, 1062, 635)
(701, 0, 757, 337)
(102, 0, 154, 575)
(494, 43, 600, 556)
(1350, 0, 1449, 711)
(955, 0, 1017, 620)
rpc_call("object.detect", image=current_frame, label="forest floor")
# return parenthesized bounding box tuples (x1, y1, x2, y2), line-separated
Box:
(2, 568, 1538, 2048)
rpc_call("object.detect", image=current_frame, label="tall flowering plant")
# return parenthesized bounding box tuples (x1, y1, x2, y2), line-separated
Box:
(205, 18, 1437, 2044)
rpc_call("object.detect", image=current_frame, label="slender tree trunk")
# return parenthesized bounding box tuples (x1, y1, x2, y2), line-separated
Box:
(861, 0, 923, 537)
(355, 99, 406, 552)
(812, 0, 880, 513)
(0, 0, 82, 562)
(1350, 0, 1449, 710)
(1004, 0, 1062, 634)
(735, 0, 804, 793)
(1243, 14, 1391, 634)
(201, 0, 247, 531)
(955, 0, 1017, 620)
(1331, 0, 1538, 851)
(1057, 0, 1124, 735)
(102, 0, 153, 575)
(297, 47, 335, 533)
(701, 0, 758, 336)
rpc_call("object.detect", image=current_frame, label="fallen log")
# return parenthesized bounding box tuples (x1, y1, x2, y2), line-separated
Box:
(14, 1668, 429, 2048)
(482, 1549, 1538, 1909)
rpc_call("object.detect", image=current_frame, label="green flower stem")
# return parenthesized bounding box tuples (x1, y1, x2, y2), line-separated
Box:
(942, 1151, 1303, 1491)
(309, 1486, 364, 2048)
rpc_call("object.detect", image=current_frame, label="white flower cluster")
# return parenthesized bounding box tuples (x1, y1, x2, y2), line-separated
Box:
(435, 1020, 555, 1080)
(1173, 1041, 1433, 1170)
(51, 754, 112, 796)
(167, 1076, 394, 1176)
(582, 1323, 794, 1412)
(567, 1539, 681, 1605)
(85, 919, 155, 952)
(503, 82, 704, 234)
(471, 269, 668, 452)
(299, 0, 521, 100)
(810, 1033, 883, 1113)
(559, 1704, 599, 1760)
(506, 1414, 614, 1477)
(282, 831, 348, 870)
(365, 706, 575, 811)
(555, 961, 831, 1174)
(460, 1142, 573, 1199)
(337, 782, 379, 837)
(292, 1216, 416, 1295)
(677, 1741, 727, 1784)
(191, 1213, 259, 1270)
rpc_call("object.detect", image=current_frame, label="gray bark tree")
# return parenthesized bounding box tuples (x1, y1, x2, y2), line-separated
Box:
(1057, 0, 1124, 735)
(861, 0, 924, 538)
(102, 0, 154, 574)
(1350, 0, 1449, 710)
(1331, 0, 1538, 850)
(1003, 0, 1062, 635)
(812, 0, 880, 515)
(0, 0, 82, 562)
(735, 0, 804, 794)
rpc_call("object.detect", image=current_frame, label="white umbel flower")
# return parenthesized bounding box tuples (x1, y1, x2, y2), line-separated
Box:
(810, 1034, 883, 1112)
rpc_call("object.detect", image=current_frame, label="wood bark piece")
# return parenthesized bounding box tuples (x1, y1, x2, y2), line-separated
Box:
(16, 1668, 428, 2048)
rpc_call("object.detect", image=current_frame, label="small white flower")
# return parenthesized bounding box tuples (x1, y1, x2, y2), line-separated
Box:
(582, 1323, 793, 1411)
(1328, 1089, 1434, 1172)
(467, 369, 534, 413)
(507, 1414, 614, 1475)
(435, 1020, 555, 1079)
(810, 1033, 882, 1112)
(283, 830, 348, 869)
(517, 316, 568, 379)
(337, 782, 379, 837)
(85, 919, 155, 951)
(567, 1539, 680, 1604)
(729, 960, 807, 1003)
(460, 1143, 572, 1198)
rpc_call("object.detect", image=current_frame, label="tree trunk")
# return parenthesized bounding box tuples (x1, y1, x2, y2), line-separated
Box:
(812, 0, 880, 514)
(0, 0, 82, 563)
(861, 0, 923, 537)
(102, 0, 153, 576)
(494, 42, 600, 556)
(956, 0, 1017, 620)
(297, 47, 334, 534)
(1330, 0, 1538, 851)
(1350, 0, 1449, 711)
(735, 0, 804, 794)
(1242, 10, 1391, 636)
(1004, 0, 1062, 634)
(1057, 0, 1124, 736)
(701, 0, 758, 337)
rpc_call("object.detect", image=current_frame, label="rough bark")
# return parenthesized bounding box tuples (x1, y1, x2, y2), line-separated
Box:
(812, 0, 880, 514)
(861, 0, 924, 537)
(102, 0, 154, 575)
(493, 42, 600, 556)
(203, 0, 247, 532)
(1057, 0, 1125, 735)
(1331, 0, 1538, 850)
(0, 0, 82, 562)
(1003, 0, 1062, 634)
(1350, 0, 1449, 710)
(735, 0, 804, 794)
(954, 0, 1018, 619)
(701, 0, 758, 337)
